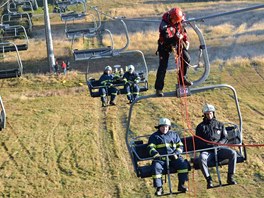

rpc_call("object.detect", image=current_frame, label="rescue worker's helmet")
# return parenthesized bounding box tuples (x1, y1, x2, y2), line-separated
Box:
(155, 118, 171, 129)
(168, 7, 183, 23)
(127, 65, 135, 74)
(202, 104, 215, 113)
(104, 65, 112, 72)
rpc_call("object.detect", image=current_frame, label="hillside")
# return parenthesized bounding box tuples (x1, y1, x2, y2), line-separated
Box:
(0, 0, 264, 197)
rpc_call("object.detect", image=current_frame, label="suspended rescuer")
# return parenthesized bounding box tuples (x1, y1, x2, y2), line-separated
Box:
(196, 104, 237, 189)
(155, 7, 192, 97)
(99, 66, 118, 107)
(148, 118, 189, 196)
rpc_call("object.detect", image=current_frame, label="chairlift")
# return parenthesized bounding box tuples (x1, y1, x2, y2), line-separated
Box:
(0, 41, 23, 79)
(126, 84, 246, 194)
(73, 17, 129, 61)
(7, 0, 34, 13)
(64, 7, 101, 40)
(0, 96, 6, 131)
(85, 50, 148, 97)
(0, 24, 29, 51)
(55, 0, 86, 13)
(1, 12, 33, 33)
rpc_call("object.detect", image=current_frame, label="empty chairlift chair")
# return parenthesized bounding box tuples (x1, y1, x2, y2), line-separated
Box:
(0, 41, 23, 79)
(1, 12, 33, 34)
(73, 16, 129, 61)
(64, 6, 101, 40)
(0, 24, 29, 51)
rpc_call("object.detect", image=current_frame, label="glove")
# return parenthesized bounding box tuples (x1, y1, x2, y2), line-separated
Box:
(153, 153, 161, 160)
(172, 154, 178, 160)
(134, 79, 139, 84)
(176, 32, 184, 40)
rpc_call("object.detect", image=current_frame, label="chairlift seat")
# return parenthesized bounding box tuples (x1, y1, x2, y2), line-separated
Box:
(0, 68, 21, 79)
(61, 12, 86, 21)
(66, 28, 97, 39)
(131, 126, 246, 178)
(87, 77, 148, 97)
(73, 46, 113, 61)
(0, 44, 28, 52)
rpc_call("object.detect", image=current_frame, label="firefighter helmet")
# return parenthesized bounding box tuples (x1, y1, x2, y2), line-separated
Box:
(127, 65, 135, 73)
(104, 65, 112, 71)
(155, 118, 171, 129)
(202, 104, 215, 113)
(168, 7, 183, 23)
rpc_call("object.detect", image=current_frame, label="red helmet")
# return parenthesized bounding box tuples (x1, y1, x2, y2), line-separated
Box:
(168, 7, 183, 23)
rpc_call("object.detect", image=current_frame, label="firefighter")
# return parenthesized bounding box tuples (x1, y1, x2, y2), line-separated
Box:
(148, 118, 189, 196)
(196, 104, 237, 189)
(155, 7, 192, 97)
(123, 65, 140, 104)
(99, 66, 118, 107)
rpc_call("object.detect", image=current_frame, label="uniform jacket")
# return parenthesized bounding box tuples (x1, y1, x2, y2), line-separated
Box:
(99, 73, 115, 86)
(123, 72, 140, 83)
(196, 118, 227, 148)
(148, 130, 184, 158)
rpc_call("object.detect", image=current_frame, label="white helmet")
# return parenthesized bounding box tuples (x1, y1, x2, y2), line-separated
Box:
(104, 65, 112, 71)
(155, 118, 171, 129)
(127, 65, 135, 73)
(202, 104, 215, 113)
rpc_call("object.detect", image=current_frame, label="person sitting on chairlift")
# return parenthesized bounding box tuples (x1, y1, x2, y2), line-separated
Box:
(99, 66, 118, 107)
(123, 65, 140, 104)
(148, 118, 189, 196)
(196, 104, 237, 189)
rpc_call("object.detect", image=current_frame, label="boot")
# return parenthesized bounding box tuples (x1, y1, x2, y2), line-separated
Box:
(109, 100, 116, 106)
(206, 176, 213, 189)
(155, 187, 164, 196)
(102, 102, 107, 107)
(178, 183, 188, 193)
(227, 173, 237, 185)
(156, 89, 164, 97)
(179, 76, 193, 86)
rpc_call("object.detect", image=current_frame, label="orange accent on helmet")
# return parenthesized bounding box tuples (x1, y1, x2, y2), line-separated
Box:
(168, 7, 183, 23)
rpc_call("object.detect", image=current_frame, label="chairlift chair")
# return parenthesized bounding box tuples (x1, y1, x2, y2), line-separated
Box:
(0, 24, 29, 51)
(126, 84, 246, 194)
(7, 0, 34, 13)
(0, 96, 6, 131)
(0, 41, 23, 79)
(64, 7, 101, 40)
(56, 0, 86, 13)
(1, 12, 33, 33)
(85, 50, 149, 97)
(73, 18, 129, 61)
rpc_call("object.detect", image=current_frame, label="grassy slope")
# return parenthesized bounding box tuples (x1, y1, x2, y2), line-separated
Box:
(0, 59, 263, 197)
(0, 0, 264, 197)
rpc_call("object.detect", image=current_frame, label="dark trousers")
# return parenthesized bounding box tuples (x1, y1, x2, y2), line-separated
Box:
(99, 87, 117, 103)
(154, 48, 191, 90)
(152, 157, 189, 188)
(125, 83, 140, 101)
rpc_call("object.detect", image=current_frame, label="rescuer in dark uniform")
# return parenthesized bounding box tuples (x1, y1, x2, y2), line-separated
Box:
(99, 66, 118, 107)
(155, 7, 192, 97)
(123, 65, 140, 104)
(148, 118, 189, 196)
(196, 104, 237, 189)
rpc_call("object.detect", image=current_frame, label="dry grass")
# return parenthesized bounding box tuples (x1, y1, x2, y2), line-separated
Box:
(1, 0, 264, 197)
